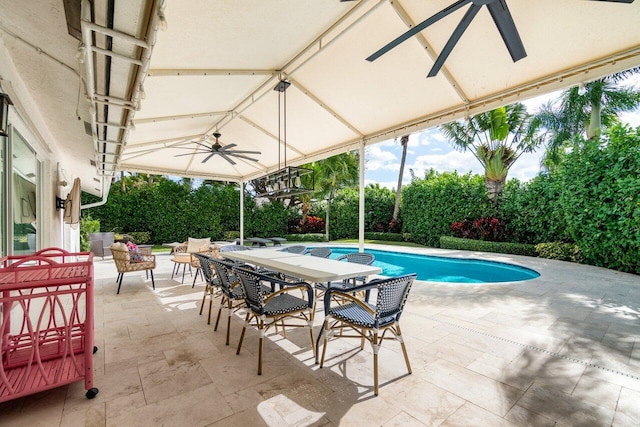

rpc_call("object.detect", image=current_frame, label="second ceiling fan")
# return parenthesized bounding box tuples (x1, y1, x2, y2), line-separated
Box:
(342, 0, 635, 77)
(174, 132, 261, 165)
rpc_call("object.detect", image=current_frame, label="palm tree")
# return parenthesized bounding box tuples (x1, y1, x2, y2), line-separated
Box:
(440, 103, 543, 204)
(313, 152, 359, 240)
(535, 68, 640, 169)
(393, 134, 409, 221)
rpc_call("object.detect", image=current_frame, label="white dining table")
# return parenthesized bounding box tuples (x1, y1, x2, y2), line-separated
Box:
(220, 249, 382, 283)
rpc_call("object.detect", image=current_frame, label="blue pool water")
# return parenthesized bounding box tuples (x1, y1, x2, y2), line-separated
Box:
(328, 247, 539, 283)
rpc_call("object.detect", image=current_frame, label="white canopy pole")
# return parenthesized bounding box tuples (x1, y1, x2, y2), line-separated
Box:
(358, 141, 365, 253)
(239, 181, 244, 245)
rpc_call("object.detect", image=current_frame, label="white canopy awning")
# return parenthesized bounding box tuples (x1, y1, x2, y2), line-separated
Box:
(1, 0, 639, 195)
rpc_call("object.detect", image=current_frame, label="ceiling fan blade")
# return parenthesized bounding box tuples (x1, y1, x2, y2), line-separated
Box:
(486, 0, 527, 62)
(428, 3, 481, 78)
(366, 0, 471, 62)
(225, 149, 262, 155)
(219, 153, 236, 165)
(587, 0, 634, 3)
(175, 152, 201, 157)
(226, 153, 259, 162)
(193, 141, 211, 149)
(173, 146, 208, 151)
(218, 143, 237, 150)
(202, 153, 216, 163)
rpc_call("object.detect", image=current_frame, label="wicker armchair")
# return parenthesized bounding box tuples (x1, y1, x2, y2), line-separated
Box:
(318, 273, 416, 395)
(110, 242, 156, 294)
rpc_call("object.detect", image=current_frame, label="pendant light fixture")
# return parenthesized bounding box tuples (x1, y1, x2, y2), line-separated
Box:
(253, 79, 314, 199)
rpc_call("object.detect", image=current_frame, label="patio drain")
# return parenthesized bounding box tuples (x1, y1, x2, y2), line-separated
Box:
(427, 316, 640, 382)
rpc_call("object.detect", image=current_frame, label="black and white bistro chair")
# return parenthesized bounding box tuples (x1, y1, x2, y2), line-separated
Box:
(307, 247, 332, 258)
(233, 265, 315, 375)
(208, 258, 272, 346)
(318, 273, 417, 396)
(194, 253, 220, 325)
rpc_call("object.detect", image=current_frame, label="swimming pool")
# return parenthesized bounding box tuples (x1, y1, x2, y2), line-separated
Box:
(328, 247, 539, 283)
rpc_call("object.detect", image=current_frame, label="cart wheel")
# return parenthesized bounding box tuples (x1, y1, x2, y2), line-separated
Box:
(85, 388, 99, 399)
(93, 346, 98, 354)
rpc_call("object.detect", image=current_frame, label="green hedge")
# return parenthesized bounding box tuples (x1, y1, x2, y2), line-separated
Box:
(535, 242, 583, 263)
(440, 236, 537, 257)
(499, 175, 570, 244)
(363, 232, 404, 242)
(285, 233, 326, 242)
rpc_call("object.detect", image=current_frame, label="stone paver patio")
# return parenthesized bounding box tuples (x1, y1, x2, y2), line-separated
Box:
(1, 245, 639, 426)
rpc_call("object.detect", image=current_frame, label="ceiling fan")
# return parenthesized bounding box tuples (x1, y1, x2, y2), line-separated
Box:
(341, 0, 635, 77)
(174, 132, 261, 165)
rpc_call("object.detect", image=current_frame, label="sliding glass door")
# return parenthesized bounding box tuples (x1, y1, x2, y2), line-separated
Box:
(11, 128, 37, 255)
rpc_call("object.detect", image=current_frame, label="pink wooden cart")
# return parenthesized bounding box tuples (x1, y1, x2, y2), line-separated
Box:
(0, 248, 98, 402)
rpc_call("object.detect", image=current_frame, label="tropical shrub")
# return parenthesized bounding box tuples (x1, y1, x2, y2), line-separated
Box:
(79, 215, 100, 251)
(535, 242, 584, 263)
(288, 216, 325, 233)
(402, 170, 494, 247)
(128, 231, 151, 244)
(450, 217, 509, 241)
(557, 125, 640, 273)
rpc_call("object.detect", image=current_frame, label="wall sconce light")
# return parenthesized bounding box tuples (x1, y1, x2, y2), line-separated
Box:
(0, 91, 14, 137)
(55, 197, 66, 211)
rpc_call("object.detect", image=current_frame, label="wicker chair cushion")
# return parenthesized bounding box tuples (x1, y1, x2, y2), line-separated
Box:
(187, 237, 211, 253)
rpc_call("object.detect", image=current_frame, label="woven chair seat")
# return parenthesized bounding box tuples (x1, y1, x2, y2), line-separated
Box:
(328, 302, 397, 329)
(263, 293, 310, 316)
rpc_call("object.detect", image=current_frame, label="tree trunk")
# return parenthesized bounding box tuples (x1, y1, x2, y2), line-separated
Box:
(485, 176, 505, 207)
(325, 200, 330, 242)
(587, 99, 602, 139)
(393, 134, 409, 220)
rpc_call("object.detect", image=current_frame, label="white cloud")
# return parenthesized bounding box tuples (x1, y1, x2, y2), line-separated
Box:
(620, 110, 640, 127)
(409, 150, 483, 177)
(365, 145, 398, 172)
(508, 150, 544, 182)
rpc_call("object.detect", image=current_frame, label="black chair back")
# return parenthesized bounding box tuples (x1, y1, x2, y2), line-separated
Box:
(308, 247, 332, 258)
(337, 252, 375, 265)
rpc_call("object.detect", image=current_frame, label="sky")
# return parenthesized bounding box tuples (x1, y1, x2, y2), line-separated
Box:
(364, 77, 640, 190)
